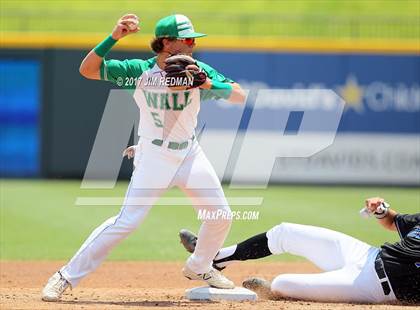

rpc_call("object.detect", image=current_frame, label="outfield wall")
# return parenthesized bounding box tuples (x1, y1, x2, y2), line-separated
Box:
(197, 51, 419, 186)
(0, 47, 419, 185)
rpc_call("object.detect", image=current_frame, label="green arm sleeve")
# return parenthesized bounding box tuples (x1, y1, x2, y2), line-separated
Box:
(100, 58, 156, 90)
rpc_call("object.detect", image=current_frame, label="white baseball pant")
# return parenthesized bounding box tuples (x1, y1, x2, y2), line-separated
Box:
(60, 137, 231, 287)
(267, 223, 397, 303)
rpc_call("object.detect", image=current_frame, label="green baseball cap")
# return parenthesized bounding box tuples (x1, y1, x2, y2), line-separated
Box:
(155, 14, 206, 38)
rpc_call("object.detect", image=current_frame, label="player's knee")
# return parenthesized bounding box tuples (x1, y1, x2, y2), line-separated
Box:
(200, 205, 232, 227)
(220, 205, 233, 227)
(223, 215, 233, 229)
(115, 217, 140, 233)
(271, 222, 294, 234)
(266, 222, 294, 254)
(206, 212, 232, 228)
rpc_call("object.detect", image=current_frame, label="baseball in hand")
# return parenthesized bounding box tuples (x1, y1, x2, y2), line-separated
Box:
(127, 16, 139, 30)
(128, 21, 138, 31)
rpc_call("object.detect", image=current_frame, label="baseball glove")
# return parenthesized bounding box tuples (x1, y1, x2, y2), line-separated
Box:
(164, 54, 207, 89)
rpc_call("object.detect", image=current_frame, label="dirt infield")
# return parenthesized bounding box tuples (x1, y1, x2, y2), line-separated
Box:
(0, 261, 413, 310)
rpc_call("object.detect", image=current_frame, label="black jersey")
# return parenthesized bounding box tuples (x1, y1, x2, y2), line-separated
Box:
(380, 213, 420, 303)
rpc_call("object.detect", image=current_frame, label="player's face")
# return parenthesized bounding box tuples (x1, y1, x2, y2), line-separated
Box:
(164, 38, 195, 55)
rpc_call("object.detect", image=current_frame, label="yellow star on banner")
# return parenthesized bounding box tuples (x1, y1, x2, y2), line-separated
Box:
(338, 75, 364, 112)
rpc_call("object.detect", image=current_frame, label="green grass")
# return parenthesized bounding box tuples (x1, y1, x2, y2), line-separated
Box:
(1, 0, 419, 39)
(1, 179, 419, 262)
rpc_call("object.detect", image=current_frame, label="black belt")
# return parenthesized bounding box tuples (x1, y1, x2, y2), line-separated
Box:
(151, 136, 194, 151)
(375, 252, 391, 296)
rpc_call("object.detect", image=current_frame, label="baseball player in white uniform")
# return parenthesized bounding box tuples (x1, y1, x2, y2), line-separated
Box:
(42, 13, 245, 301)
(179, 197, 420, 304)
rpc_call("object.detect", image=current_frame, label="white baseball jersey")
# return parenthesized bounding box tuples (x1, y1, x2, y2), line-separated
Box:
(100, 57, 233, 142)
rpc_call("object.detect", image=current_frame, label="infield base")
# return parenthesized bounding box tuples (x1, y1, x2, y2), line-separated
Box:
(185, 286, 257, 301)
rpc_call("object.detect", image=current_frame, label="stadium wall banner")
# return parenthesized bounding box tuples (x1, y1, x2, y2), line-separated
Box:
(196, 51, 420, 185)
(0, 59, 41, 177)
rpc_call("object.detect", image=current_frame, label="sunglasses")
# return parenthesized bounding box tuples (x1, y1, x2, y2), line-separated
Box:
(177, 38, 195, 46)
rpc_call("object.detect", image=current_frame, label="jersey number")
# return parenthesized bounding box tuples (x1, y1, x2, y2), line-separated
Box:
(150, 112, 163, 128)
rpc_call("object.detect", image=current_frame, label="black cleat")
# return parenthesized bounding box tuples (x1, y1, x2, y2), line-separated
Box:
(242, 277, 273, 299)
(179, 229, 197, 254)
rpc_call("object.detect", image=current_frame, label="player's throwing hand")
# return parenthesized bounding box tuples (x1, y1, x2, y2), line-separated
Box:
(112, 14, 139, 40)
